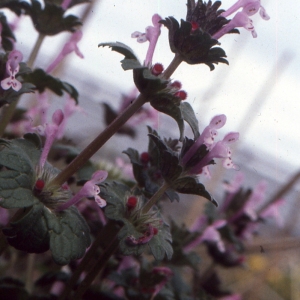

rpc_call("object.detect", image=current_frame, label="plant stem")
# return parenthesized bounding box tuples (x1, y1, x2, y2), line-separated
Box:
(258, 170, 300, 213)
(0, 34, 45, 137)
(142, 181, 170, 214)
(162, 54, 183, 80)
(50, 94, 148, 187)
(25, 253, 35, 293)
(73, 235, 120, 299)
(27, 34, 46, 68)
(58, 220, 119, 300)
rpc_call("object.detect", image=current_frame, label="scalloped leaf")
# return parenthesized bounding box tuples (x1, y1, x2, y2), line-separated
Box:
(148, 221, 173, 260)
(2, 203, 50, 253)
(48, 206, 91, 265)
(0, 82, 35, 107)
(27, 0, 81, 35)
(22, 68, 79, 103)
(118, 219, 147, 256)
(0, 170, 37, 208)
(99, 42, 138, 61)
(100, 181, 131, 221)
(172, 176, 218, 207)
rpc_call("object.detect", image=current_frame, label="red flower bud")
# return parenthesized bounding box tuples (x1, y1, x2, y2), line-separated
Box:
(151, 63, 164, 75)
(191, 21, 199, 32)
(171, 80, 182, 89)
(127, 196, 138, 209)
(175, 90, 187, 100)
(140, 152, 150, 164)
(153, 227, 159, 235)
(34, 179, 45, 194)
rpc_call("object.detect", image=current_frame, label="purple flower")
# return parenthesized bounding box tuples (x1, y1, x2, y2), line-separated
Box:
(131, 14, 162, 66)
(182, 114, 227, 166)
(184, 220, 227, 253)
(36, 109, 64, 169)
(189, 131, 239, 175)
(46, 30, 84, 73)
(1, 50, 23, 91)
(57, 170, 108, 211)
(221, 0, 270, 19)
(213, 11, 257, 39)
(213, 0, 270, 39)
(56, 96, 85, 139)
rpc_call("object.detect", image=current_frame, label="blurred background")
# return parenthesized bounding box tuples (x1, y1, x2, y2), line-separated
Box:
(4, 0, 300, 298)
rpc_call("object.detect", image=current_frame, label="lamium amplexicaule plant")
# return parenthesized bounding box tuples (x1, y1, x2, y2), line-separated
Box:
(0, 0, 286, 299)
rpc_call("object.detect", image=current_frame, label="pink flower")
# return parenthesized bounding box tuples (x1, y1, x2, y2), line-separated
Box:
(46, 30, 84, 73)
(213, 11, 257, 39)
(189, 131, 239, 175)
(184, 220, 227, 253)
(182, 114, 227, 166)
(57, 170, 108, 211)
(1, 50, 23, 91)
(213, 0, 270, 39)
(221, 0, 270, 19)
(56, 96, 85, 139)
(36, 109, 64, 169)
(131, 14, 162, 66)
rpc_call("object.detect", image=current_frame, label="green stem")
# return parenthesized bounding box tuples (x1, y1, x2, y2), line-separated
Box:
(27, 34, 46, 69)
(50, 94, 148, 187)
(0, 34, 45, 137)
(142, 181, 170, 214)
(73, 235, 120, 300)
(58, 221, 119, 300)
(25, 253, 35, 293)
(162, 54, 184, 80)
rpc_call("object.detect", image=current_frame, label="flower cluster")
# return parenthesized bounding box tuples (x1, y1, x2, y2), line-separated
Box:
(182, 114, 239, 178)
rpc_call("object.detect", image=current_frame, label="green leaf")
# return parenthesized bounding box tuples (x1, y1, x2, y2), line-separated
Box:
(0, 170, 37, 208)
(180, 102, 200, 139)
(149, 221, 173, 260)
(0, 82, 35, 107)
(22, 68, 79, 103)
(121, 58, 143, 71)
(133, 68, 168, 96)
(122, 148, 145, 186)
(150, 94, 184, 141)
(3, 203, 50, 253)
(0, 138, 39, 208)
(0, 0, 29, 16)
(172, 176, 218, 207)
(100, 181, 131, 222)
(27, 0, 81, 35)
(118, 220, 147, 256)
(48, 207, 91, 265)
(0, 12, 16, 51)
(99, 42, 138, 60)
(160, 150, 182, 182)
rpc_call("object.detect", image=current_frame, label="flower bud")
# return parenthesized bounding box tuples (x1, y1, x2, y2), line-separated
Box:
(140, 152, 150, 164)
(151, 63, 164, 75)
(127, 196, 138, 210)
(175, 90, 187, 100)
